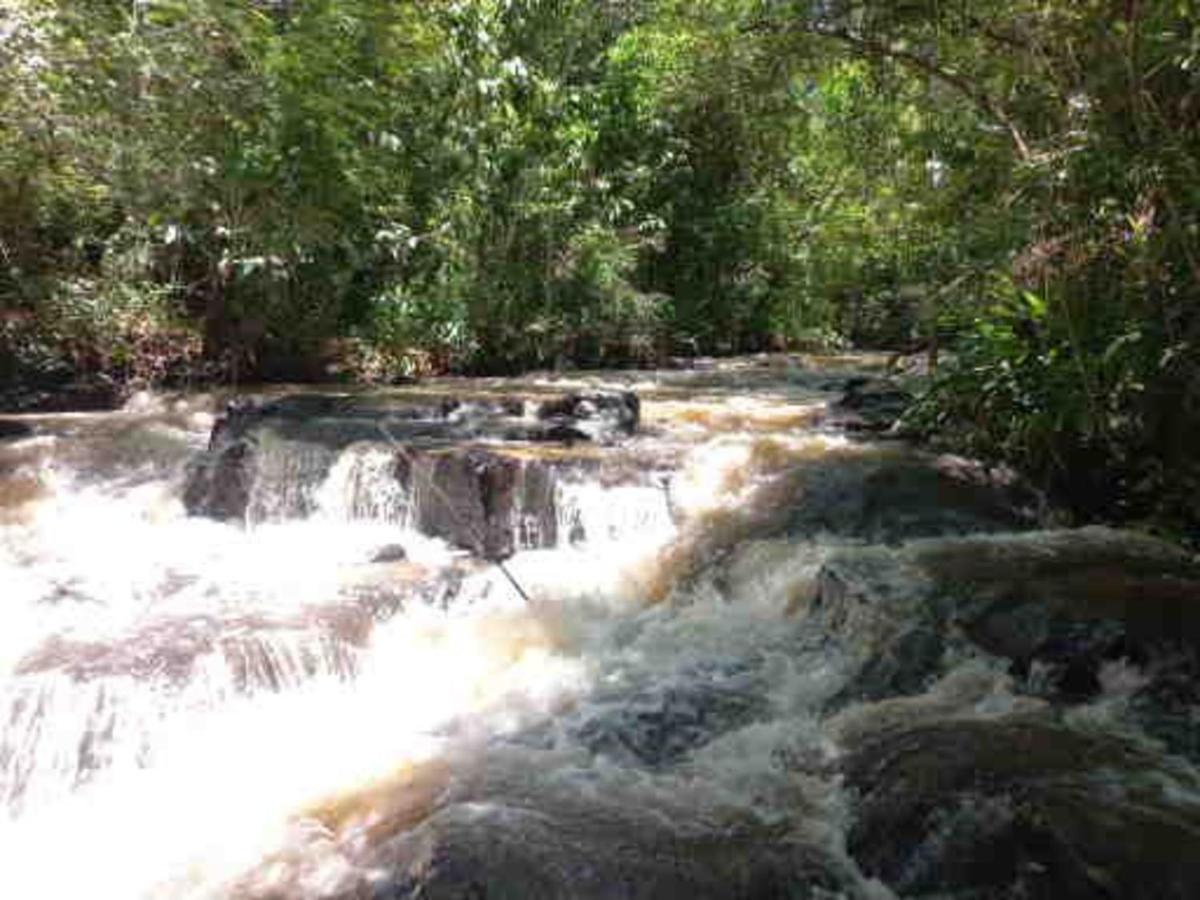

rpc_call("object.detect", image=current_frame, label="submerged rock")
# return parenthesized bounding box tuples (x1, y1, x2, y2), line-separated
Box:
(812, 528, 1200, 753)
(843, 716, 1200, 899)
(566, 671, 768, 768)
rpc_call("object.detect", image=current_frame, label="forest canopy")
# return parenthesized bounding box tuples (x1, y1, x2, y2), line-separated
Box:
(1, 0, 1198, 532)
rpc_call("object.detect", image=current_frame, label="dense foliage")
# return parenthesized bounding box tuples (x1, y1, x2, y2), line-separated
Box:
(1, 0, 1197, 532)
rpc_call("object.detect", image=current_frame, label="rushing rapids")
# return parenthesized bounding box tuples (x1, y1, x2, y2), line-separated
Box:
(1, 355, 1199, 899)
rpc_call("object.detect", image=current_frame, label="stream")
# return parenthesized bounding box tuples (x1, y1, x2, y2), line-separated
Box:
(2, 355, 1199, 899)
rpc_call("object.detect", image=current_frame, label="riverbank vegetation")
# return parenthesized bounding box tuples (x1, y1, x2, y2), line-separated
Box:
(2, 0, 1197, 534)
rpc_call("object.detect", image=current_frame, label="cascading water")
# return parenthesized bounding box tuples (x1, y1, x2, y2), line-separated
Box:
(316, 446, 412, 525)
(2, 359, 1199, 899)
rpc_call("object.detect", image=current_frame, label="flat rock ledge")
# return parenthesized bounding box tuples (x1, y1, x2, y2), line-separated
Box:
(183, 390, 641, 559)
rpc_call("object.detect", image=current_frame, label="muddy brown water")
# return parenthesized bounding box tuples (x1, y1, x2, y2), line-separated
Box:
(1, 355, 1197, 899)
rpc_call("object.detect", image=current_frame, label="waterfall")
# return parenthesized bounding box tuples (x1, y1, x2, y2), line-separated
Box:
(554, 479, 676, 547)
(244, 441, 336, 525)
(315, 444, 411, 525)
(2, 360, 1197, 900)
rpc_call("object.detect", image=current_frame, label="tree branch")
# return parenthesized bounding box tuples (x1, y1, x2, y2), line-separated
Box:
(751, 19, 1032, 161)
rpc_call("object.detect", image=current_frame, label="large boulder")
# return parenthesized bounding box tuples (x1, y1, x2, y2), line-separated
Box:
(182, 390, 640, 559)
(232, 750, 873, 900)
(781, 449, 1036, 543)
(811, 529, 1200, 897)
(363, 803, 855, 900)
(829, 376, 913, 433)
(842, 715, 1200, 899)
(641, 445, 1037, 609)
(399, 446, 559, 559)
(811, 528, 1200, 754)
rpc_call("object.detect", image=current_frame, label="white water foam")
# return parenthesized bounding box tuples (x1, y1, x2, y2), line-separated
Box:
(0, 372, 905, 898)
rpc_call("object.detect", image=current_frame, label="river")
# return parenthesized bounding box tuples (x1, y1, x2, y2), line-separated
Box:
(1, 355, 1198, 899)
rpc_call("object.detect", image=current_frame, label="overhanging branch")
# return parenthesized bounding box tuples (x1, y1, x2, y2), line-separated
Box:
(751, 19, 1033, 161)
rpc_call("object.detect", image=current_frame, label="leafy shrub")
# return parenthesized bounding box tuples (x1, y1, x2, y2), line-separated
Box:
(38, 279, 201, 386)
(910, 274, 1200, 537)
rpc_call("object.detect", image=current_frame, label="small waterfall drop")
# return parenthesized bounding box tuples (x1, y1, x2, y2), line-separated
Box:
(555, 479, 676, 547)
(315, 443, 411, 525)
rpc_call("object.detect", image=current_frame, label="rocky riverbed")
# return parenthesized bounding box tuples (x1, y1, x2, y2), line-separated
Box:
(0, 354, 1197, 898)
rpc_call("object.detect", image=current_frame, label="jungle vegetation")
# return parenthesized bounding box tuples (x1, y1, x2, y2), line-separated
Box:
(1, 0, 1198, 533)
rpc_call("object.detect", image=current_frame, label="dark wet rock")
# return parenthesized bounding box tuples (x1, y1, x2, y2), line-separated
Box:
(910, 527, 1200, 759)
(838, 625, 945, 705)
(536, 391, 640, 443)
(830, 376, 912, 433)
(566, 671, 767, 767)
(0, 420, 33, 440)
(262, 751, 870, 900)
(843, 716, 1200, 899)
(371, 543, 409, 563)
(810, 548, 944, 706)
(813, 528, 1200, 752)
(909, 527, 1200, 659)
(0, 378, 124, 413)
(183, 390, 640, 539)
(184, 430, 563, 558)
(183, 437, 258, 520)
(203, 389, 636, 455)
(782, 449, 1036, 544)
(400, 447, 559, 560)
(648, 447, 1036, 610)
(370, 808, 852, 900)
(1129, 653, 1200, 761)
(185, 418, 341, 522)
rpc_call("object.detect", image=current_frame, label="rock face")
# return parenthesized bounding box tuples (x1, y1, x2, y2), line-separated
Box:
(236, 750, 872, 900)
(809, 527, 1200, 898)
(0, 420, 33, 441)
(830, 376, 913, 433)
(781, 449, 1037, 543)
(843, 716, 1200, 899)
(0, 379, 124, 414)
(813, 527, 1200, 710)
(183, 390, 639, 558)
(399, 446, 559, 559)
